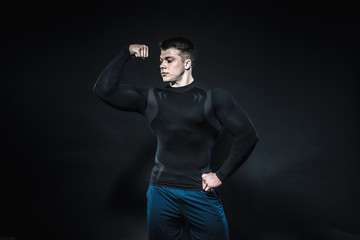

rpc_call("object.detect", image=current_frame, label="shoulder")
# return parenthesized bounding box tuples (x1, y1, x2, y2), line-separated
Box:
(211, 87, 233, 96)
(211, 87, 236, 103)
(194, 84, 232, 97)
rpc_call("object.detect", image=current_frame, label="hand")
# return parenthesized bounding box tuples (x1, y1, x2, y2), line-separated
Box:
(129, 44, 149, 58)
(202, 172, 222, 192)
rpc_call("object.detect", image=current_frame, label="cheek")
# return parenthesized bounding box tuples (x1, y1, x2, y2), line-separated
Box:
(173, 63, 184, 72)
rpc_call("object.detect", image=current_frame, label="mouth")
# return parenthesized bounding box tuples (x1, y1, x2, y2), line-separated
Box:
(161, 72, 169, 77)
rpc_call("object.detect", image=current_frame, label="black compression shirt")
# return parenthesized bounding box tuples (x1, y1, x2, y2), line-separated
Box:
(94, 46, 259, 190)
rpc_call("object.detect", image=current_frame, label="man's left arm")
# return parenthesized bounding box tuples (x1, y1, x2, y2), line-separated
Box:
(202, 88, 259, 191)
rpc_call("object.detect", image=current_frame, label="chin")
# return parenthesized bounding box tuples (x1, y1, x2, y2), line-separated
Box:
(162, 77, 172, 82)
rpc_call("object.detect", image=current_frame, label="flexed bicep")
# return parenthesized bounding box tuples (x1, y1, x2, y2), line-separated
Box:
(94, 44, 149, 114)
(98, 84, 148, 114)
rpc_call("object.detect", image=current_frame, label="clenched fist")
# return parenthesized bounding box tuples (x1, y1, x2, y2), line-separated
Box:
(129, 44, 149, 58)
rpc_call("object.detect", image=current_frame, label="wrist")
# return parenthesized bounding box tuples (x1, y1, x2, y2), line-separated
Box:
(215, 172, 225, 183)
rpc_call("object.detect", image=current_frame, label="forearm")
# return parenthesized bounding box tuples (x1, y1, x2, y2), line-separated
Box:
(215, 127, 259, 182)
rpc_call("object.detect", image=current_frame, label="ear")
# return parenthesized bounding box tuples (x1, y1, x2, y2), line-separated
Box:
(184, 59, 192, 70)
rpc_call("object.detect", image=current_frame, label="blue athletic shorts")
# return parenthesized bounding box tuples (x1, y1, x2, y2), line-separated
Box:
(146, 184, 229, 240)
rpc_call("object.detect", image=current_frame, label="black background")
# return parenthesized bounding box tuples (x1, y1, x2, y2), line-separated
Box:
(1, 1, 359, 240)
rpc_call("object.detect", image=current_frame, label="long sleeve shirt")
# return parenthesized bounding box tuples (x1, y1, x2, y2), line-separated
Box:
(93, 46, 259, 190)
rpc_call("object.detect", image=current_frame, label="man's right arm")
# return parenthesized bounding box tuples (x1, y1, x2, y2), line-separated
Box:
(93, 44, 149, 114)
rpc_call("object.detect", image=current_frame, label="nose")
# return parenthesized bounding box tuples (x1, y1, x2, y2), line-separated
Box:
(160, 61, 166, 69)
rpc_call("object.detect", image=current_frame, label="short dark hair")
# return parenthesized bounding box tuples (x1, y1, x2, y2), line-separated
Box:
(159, 37, 197, 64)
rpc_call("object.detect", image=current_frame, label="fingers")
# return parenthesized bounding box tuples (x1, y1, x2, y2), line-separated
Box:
(203, 181, 210, 192)
(135, 45, 149, 58)
(203, 182, 212, 192)
(202, 178, 208, 191)
(143, 45, 149, 58)
(202, 172, 222, 192)
(202, 174, 211, 192)
(129, 44, 149, 58)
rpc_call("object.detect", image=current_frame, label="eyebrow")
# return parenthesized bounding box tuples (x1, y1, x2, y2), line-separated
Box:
(160, 56, 175, 61)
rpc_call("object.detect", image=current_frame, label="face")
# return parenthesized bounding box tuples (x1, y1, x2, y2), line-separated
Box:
(160, 48, 187, 82)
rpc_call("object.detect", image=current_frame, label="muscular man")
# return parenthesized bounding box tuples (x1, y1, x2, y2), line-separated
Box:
(93, 37, 259, 240)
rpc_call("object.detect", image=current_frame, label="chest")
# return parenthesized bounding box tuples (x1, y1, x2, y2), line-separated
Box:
(155, 90, 207, 123)
(144, 87, 222, 136)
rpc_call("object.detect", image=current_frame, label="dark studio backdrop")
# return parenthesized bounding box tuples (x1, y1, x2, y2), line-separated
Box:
(1, 2, 359, 240)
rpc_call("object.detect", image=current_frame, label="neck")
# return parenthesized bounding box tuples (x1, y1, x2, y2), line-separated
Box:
(170, 71, 194, 88)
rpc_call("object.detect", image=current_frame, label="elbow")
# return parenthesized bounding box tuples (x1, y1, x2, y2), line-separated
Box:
(241, 127, 259, 146)
(251, 128, 260, 145)
(93, 72, 108, 96)
(92, 83, 104, 100)
(249, 132, 259, 148)
(254, 131, 260, 143)
(93, 81, 109, 100)
(92, 83, 98, 94)
(93, 82, 101, 95)
(246, 122, 260, 143)
(232, 125, 259, 143)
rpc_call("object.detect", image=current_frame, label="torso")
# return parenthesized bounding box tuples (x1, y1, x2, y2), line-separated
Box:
(144, 82, 223, 190)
